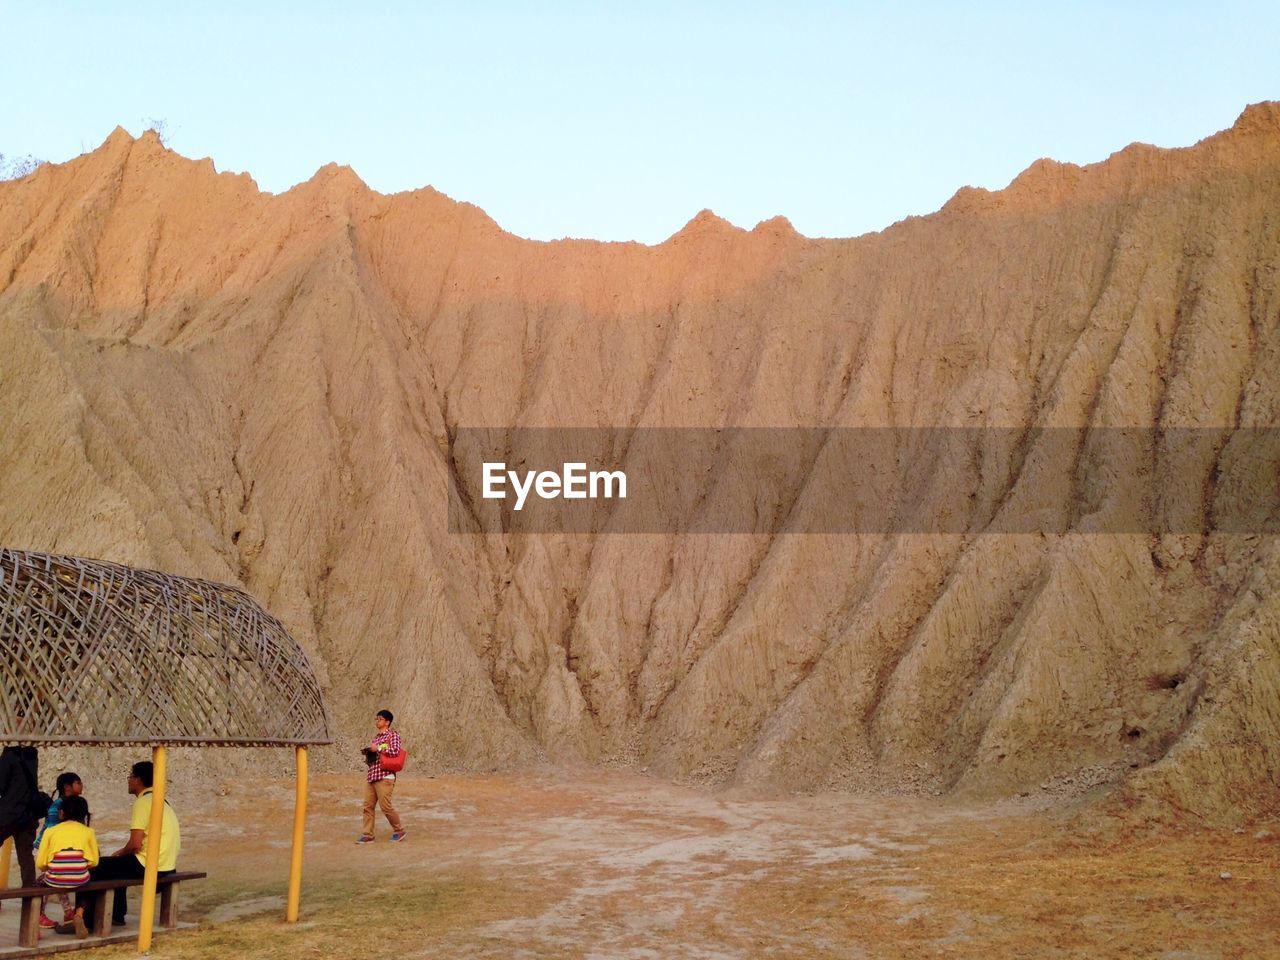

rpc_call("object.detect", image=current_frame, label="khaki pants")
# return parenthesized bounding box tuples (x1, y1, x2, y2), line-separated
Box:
(362, 779, 403, 837)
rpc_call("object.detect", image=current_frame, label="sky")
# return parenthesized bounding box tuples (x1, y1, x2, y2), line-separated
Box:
(3, 2, 1278, 244)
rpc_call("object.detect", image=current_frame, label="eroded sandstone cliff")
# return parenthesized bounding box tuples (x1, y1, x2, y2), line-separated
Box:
(2, 106, 1278, 819)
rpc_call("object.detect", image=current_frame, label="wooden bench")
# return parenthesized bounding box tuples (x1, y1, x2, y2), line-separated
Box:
(0, 872, 206, 948)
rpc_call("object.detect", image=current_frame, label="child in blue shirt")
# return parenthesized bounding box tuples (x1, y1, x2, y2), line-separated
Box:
(34, 772, 84, 930)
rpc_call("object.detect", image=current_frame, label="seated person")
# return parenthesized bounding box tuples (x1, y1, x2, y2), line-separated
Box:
(39, 795, 97, 939)
(76, 761, 180, 928)
(34, 772, 85, 930)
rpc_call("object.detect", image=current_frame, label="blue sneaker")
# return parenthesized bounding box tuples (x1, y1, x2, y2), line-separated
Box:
(355, 834, 375, 844)
(390, 831, 406, 842)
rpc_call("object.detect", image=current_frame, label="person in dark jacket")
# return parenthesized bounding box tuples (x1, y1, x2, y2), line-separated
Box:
(0, 743, 40, 887)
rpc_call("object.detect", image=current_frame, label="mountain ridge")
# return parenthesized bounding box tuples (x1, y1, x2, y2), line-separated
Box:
(2, 104, 1279, 821)
(14, 100, 1276, 248)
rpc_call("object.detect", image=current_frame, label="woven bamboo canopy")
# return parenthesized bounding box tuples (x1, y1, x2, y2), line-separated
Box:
(0, 547, 331, 747)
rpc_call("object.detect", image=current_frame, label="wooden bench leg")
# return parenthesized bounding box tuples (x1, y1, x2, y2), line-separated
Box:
(18, 896, 40, 948)
(91, 892, 109, 937)
(159, 884, 178, 929)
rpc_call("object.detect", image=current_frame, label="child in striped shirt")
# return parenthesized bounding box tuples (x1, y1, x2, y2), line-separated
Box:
(36, 795, 98, 939)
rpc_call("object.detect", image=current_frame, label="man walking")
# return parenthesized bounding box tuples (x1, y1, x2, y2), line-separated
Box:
(75, 761, 180, 930)
(357, 709, 406, 843)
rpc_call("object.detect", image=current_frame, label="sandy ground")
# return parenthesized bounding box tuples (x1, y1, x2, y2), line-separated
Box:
(3, 771, 1279, 959)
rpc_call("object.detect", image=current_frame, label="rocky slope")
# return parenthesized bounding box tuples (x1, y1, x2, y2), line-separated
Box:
(2, 106, 1279, 819)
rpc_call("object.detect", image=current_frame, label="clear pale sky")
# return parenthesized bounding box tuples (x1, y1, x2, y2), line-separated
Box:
(4, 2, 1278, 243)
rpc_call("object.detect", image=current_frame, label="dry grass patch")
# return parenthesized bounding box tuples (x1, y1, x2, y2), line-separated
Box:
(733, 819, 1280, 959)
(86, 873, 559, 960)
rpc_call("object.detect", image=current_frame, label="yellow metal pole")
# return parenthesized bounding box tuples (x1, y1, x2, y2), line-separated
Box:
(137, 745, 167, 953)
(0, 837, 11, 889)
(286, 745, 309, 922)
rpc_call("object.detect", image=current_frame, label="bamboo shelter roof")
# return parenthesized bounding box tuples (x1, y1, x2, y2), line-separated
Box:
(0, 548, 331, 746)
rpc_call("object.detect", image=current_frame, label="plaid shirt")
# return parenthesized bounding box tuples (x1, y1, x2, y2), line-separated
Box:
(366, 729, 402, 783)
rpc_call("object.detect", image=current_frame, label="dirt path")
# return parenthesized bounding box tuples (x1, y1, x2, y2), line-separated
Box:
(12, 771, 1280, 958)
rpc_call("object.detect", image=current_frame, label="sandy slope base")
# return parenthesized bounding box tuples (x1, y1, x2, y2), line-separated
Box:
(4, 772, 1275, 959)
